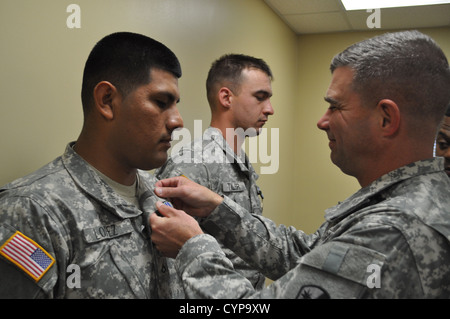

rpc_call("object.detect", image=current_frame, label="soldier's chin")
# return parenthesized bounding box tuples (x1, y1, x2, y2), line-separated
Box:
(245, 127, 261, 137)
(156, 153, 169, 167)
(145, 153, 168, 171)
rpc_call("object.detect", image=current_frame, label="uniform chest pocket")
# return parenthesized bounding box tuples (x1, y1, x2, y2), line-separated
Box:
(68, 239, 149, 299)
(68, 220, 152, 299)
(221, 181, 263, 215)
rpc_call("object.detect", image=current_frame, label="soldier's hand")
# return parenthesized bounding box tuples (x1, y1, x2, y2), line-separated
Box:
(150, 201, 203, 258)
(154, 176, 223, 218)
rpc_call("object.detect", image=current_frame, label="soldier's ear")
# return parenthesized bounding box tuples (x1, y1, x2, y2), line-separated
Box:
(93, 81, 119, 120)
(376, 99, 400, 137)
(218, 87, 233, 110)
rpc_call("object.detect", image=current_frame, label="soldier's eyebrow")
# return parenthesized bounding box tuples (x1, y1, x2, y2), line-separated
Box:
(437, 131, 450, 142)
(324, 96, 340, 106)
(156, 91, 180, 103)
(254, 90, 272, 100)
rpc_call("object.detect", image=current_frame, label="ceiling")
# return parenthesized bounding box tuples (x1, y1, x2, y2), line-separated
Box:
(264, 0, 450, 34)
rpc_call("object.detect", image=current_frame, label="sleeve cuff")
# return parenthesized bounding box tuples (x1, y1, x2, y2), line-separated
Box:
(175, 234, 224, 273)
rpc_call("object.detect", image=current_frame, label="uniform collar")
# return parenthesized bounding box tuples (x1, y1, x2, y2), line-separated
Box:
(62, 142, 157, 219)
(205, 127, 259, 180)
(324, 157, 445, 222)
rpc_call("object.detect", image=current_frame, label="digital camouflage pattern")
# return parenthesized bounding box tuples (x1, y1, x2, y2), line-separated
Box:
(0, 143, 184, 298)
(176, 158, 450, 298)
(156, 127, 266, 289)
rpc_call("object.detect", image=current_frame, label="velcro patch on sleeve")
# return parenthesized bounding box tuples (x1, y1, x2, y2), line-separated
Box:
(0, 231, 55, 282)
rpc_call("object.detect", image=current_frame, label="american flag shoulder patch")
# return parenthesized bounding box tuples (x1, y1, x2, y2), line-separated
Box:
(0, 231, 55, 282)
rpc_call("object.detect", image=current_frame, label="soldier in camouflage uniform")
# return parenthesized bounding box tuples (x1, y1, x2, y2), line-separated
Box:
(0, 32, 184, 298)
(156, 54, 274, 289)
(435, 103, 450, 177)
(150, 30, 450, 298)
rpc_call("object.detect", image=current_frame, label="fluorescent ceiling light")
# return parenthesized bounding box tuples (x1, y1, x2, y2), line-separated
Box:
(341, 0, 450, 10)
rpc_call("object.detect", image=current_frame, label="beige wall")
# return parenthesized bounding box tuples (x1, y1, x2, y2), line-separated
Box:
(0, 1, 449, 234)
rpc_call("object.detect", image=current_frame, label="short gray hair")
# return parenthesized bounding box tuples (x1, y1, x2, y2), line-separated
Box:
(331, 30, 450, 125)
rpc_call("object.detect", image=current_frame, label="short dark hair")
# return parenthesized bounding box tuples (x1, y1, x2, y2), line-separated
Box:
(330, 30, 450, 125)
(206, 54, 273, 106)
(81, 32, 181, 114)
(446, 103, 450, 117)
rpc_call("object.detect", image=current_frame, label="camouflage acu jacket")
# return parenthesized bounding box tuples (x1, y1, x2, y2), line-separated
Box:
(0, 143, 183, 298)
(156, 127, 265, 289)
(175, 157, 450, 298)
